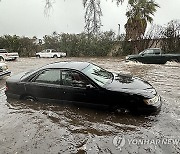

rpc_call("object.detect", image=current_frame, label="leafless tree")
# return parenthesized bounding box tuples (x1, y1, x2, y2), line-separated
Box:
(125, 24, 164, 54)
(83, 0, 102, 35)
(142, 24, 164, 49)
(45, 0, 124, 35)
(161, 20, 180, 53)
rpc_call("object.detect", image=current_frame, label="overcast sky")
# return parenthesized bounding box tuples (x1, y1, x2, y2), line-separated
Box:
(0, 0, 179, 38)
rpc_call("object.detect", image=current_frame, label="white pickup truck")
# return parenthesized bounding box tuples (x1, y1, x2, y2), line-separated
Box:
(0, 49, 19, 61)
(36, 49, 66, 58)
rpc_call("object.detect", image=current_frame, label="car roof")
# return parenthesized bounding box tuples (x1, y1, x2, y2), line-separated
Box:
(43, 61, 91, 71)
(147, 48, 160, 50)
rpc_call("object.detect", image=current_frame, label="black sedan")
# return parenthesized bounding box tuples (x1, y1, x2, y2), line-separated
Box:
(5, 61, 162, 114)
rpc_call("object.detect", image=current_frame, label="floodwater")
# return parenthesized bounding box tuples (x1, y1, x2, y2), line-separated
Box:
(0, 57, 179, 154)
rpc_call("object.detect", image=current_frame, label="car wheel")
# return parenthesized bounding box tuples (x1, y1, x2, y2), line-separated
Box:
(170, 59, 178, 63)
(0, 56, 4, 62)
(23, 96, 36, 102)
(133, 59, 138, 63)
(36, 55, 40, 58)
(53, 55, 58, 58)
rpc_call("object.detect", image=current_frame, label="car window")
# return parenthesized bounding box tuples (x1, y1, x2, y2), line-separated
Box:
(61, 70, 89, 88)
(34, 69, 60, 84)
(144, 49, 154, 54)
(52, 50, 56, 53)
(154, 49, 160, 54)
(42, 50, 47, 53)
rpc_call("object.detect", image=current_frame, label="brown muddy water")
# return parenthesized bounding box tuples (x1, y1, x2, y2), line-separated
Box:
(0, 57, 179, 154)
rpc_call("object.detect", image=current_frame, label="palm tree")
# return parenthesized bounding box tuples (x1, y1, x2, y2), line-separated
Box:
(125, 0, 159, 40)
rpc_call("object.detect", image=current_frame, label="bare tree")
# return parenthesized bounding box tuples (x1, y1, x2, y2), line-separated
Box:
(123, 24, 164, 54)
(83, 0, 102, 35)
(44, 0, 55, 16)
(161, 20, 180, 53)
(162, 20, 180, 38)
(45, 0, 124, 35)
(134, 24, 163, 52)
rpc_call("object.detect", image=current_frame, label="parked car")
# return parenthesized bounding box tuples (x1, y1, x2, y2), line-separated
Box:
(0, 49, 19, 61)
(5, 61, 162, 114)
(36, 49, 66, 58)
(0, 62, 11, 79)
(126, 48, 180, 64)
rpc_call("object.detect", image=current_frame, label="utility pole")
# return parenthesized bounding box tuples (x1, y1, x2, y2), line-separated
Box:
(118, 24, 120, 40)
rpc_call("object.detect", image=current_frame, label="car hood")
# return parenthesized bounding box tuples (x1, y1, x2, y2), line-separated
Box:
(104, 73, 156, 98)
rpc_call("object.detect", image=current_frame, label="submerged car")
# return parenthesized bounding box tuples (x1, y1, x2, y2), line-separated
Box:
(126, 48, 180, 64)
(0, 62, 11, 79)
(5, 62, 162, 114)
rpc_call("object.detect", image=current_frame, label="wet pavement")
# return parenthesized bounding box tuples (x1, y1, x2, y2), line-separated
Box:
(0, 57, 179, 154)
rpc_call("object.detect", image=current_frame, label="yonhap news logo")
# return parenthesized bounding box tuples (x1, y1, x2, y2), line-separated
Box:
(113, 134, 180, 151)
(113, 135, 126, 151)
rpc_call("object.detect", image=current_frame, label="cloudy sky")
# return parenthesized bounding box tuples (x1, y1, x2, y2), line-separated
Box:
(0, 0, 179, 38)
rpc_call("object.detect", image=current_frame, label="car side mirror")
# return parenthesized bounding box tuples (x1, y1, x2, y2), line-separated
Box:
(141, 53, 144, 56)
(86, 84, 95, 90)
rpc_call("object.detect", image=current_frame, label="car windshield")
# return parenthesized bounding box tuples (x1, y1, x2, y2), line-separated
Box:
(140, 49, 154, 55)
(139, 51, 144, 55)
(82, 64, 113, 87)
(41, 50, 47, 53)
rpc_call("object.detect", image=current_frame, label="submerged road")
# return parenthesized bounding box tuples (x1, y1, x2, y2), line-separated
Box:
(0, 57, 179, 153)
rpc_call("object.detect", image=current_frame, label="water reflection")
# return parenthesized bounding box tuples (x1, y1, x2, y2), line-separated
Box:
(6, 98, 154, 132)
(4, 98, 158, 153)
